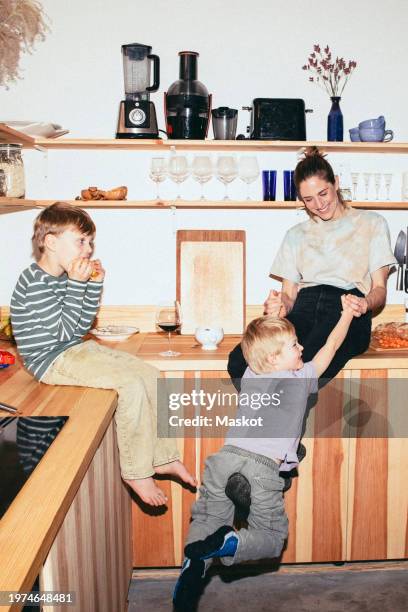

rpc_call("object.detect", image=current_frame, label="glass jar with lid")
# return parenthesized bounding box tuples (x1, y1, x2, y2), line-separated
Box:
(0, 144, 25, 198)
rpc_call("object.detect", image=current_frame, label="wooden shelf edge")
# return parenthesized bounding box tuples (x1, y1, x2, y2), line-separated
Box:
(2, 126, 408, 152)
(1, 198, 408, 212)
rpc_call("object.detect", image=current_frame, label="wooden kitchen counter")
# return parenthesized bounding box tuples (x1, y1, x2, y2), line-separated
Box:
(1, 333, 408, 585)
(0, 340, 119, 603)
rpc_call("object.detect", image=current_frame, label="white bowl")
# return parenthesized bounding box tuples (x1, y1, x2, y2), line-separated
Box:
(195, 327, 224, 350)
(89, 325, 139, 342)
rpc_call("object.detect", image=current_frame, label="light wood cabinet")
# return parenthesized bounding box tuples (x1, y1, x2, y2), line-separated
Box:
(132, 368, 408, 567)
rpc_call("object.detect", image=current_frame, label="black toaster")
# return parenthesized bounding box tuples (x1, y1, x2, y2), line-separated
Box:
(242, 98, 313, 140)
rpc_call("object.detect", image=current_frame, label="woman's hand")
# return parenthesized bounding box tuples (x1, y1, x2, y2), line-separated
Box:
(343, 294, 368, 317)
(263, 290, 287, 317)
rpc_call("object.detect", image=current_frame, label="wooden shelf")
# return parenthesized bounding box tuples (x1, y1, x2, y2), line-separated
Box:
(1, 198, 408, 214)
(1, 125, 408, 153)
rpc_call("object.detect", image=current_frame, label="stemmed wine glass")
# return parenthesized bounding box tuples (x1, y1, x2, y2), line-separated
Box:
(216, 155, 238, 201)
(156, 301, 182, 357)
(192, 156, 213, 201)
(373, 173, 382, 201)
(351, 172, 359, 201)
(168, 155, 189, 200)
(238, 156, 260, 200)
(149, 157, 167, 201)
(383, 173, 392, 200)
(362, 172, 371, 200)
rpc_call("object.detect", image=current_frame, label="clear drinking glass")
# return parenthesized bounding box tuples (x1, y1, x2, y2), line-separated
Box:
(373, 172, 382, 201)
(401, 172, 408, 202)
(238, 156, 260, 200)
(156, 301, 182, 357)
(149, 157, 167, 201)
(383, 173, 392, 200)
(362, 172, 371, 200)
(168, 155, 189, 200)
(192, 155, 213, 201)
(351, 172, 359, 201)
(216, 155, 238, 201)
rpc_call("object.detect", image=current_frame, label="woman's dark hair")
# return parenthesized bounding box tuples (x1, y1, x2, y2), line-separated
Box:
(294, 146, 346, 214)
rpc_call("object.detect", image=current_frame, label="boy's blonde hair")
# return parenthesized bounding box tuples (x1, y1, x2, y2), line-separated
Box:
(32, 202, 96, 261)
(242, 316, 296, 374)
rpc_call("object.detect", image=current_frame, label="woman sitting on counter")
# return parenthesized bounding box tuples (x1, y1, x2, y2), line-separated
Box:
(228, 147, 397, 388)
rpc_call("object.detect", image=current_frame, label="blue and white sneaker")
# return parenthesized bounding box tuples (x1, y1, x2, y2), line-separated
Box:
(185, 525, 238, 560)
(173, 557, 207, 610)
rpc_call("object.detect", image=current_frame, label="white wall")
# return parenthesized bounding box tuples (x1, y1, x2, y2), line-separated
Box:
(1, 0, 408, 306)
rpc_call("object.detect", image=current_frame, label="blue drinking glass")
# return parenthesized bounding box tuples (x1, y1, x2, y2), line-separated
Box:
(262, 170, 277, 201)
(283, 170, 297, 201)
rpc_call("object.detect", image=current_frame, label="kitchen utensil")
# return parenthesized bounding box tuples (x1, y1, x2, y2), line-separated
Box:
(149, 157, 167, 200)
(359, 127, 394, 142)
(0, 401, 19, 414)
(283, 170, 297, 201)
(242, 99, 313, 140)
(262, 170, 277, 201)
(211, 107, 238, 140)
(238, 156, 260, 200)
(405, 226, 408, 293)
(177, 230, 245, 334)
(191, 155, 213, 201)
(116, 43, 160, 139)
(216, 155, 238, 200)
(383, 173, 392, 200)
(401, 172, 408, 201)
(393, 230, 406, 291)
(156, 301, 182, 357)
(89, 326, 139, 342)
(0, 144, 25, 198)
(359, 116, 385, 129)
(165, 51, 211, 139)
(349, 127, 361, 142)
(195, 327, 224, 350)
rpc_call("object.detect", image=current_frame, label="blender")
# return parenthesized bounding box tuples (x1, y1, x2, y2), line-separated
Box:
(116, 43, 160, 139)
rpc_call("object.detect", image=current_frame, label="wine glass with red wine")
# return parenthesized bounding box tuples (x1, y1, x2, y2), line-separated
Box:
(155, 301, 182, 357)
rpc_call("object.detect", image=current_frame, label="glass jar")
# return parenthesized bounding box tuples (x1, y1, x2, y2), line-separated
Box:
(0, 144, 25, 198)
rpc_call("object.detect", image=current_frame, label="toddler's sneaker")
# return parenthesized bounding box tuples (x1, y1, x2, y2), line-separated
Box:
(173, 557, 207, 611)
(185, 525, 238, 560)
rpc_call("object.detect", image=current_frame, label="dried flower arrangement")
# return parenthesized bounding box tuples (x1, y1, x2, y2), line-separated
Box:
(302, 44, 357, 97)
(0, 0, 49, 87)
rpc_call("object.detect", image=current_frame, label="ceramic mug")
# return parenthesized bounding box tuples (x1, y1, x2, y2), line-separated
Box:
(195, 327, 224, 350)
(349, 127, 361, 142)
(359, 127, 394, 142)
(358, 116, 385, 129)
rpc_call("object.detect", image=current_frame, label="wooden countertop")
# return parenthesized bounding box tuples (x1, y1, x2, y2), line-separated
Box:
(1, 332, 407, 596)
(0, 340, 117, 598)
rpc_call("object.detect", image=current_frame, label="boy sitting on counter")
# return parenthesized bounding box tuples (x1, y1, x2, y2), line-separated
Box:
(10, 202, 196, 506)
(173, 301, 356, 610)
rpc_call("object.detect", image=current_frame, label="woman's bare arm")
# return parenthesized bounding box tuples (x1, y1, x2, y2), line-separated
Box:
(344, 266, 388, 316)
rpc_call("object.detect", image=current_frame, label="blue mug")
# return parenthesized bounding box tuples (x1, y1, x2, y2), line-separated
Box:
(359, 127, 393, 142)
(349, 127, 361, 142)
(358, 116, 385, 129)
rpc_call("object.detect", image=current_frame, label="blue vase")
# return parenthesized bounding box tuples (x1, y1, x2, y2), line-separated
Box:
(327, 96, 343, 142)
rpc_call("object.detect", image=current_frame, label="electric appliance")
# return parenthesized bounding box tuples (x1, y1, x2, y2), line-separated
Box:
(116, 43, 160, 139)
(165, 51, 211, 139)
(242, 98, 313, 140)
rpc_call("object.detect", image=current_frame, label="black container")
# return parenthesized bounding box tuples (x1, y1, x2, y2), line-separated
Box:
(165, 51, 211, 139)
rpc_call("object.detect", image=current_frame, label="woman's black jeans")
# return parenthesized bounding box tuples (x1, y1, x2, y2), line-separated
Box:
(228, 285, 372, 391)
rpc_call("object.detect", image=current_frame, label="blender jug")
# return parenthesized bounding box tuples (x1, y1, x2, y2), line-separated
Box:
(116, 43, 160, 139)
(122, 43, 160, 99)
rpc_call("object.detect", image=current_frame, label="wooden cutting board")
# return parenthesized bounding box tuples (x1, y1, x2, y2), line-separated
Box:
(176, 230, 246, 334)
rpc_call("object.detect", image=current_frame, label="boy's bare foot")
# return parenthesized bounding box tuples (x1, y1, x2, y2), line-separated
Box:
(124, 476, 168, 507)
(154, 460, 197, 487)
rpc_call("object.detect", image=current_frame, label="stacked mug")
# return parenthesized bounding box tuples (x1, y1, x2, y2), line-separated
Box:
(349, 116, 393, 142)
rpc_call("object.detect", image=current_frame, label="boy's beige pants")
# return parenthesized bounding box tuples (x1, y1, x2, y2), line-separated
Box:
(41, 340, 180, 479)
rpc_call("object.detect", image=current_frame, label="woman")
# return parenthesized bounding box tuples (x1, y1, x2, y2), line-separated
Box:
(228, 147, 396, 389)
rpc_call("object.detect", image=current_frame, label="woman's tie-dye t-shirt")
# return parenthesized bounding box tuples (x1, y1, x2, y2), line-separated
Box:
(270, 207, 396, 295)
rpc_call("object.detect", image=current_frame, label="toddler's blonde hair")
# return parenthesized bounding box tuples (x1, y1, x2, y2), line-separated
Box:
(242, 316, 296, 374)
